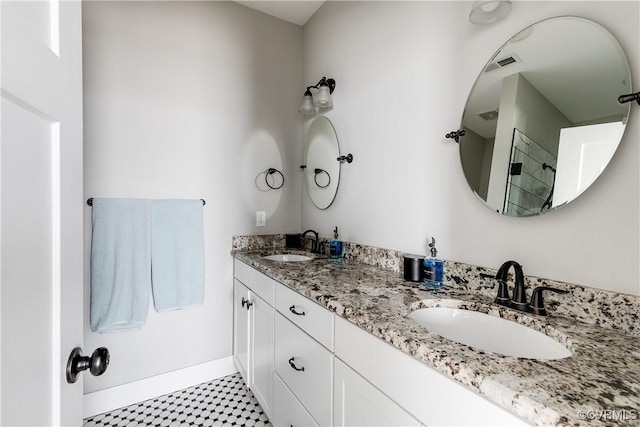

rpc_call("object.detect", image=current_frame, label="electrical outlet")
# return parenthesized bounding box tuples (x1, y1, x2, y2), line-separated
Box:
(256, 211, 266, 227)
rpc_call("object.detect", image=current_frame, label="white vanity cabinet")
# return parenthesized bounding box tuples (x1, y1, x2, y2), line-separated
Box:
(234, 260, 529, 427)
(333, 358, 421, 427)
(233, 260, 275, 420)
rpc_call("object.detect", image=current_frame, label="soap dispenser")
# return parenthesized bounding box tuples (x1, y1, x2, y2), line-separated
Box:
(423, 237, 444, 289)
(330, 226, 343, 259)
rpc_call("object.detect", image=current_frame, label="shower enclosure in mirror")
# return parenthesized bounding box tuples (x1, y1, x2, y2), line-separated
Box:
(302, 116, 341, 209)
(504, 129, 557, 216)
(458, 16, 631, 217)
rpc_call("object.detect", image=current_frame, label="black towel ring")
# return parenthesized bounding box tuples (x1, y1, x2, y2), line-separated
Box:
(265, 168, 284, 190)
(313, 168, 331, 188)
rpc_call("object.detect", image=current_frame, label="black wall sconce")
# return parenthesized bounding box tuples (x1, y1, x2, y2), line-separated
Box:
(298, 77, 336, 116)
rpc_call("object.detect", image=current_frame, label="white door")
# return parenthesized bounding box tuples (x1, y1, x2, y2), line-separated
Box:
(1, 1, 84, 425)
(555, 121, 624, 207)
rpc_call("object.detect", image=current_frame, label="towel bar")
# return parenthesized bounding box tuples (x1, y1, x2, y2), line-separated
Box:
(87, 198, 206, 206)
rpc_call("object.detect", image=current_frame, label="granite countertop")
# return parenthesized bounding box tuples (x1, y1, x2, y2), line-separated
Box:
(233, 250, 640, 427)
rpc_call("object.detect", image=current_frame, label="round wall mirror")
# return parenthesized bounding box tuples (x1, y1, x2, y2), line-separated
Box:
(302, 116, 341, 209)
(459, 16, 631, 217)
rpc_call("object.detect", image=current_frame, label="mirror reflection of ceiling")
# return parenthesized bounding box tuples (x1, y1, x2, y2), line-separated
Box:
(460, 16, 631, 217)
(464, 17, 629, 140)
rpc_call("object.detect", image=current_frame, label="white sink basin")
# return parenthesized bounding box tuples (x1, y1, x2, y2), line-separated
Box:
(262, 254, 313, 262)
(409, 307, 571, 360)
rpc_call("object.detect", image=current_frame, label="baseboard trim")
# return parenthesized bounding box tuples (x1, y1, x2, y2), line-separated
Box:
(83, 356, 238, 418)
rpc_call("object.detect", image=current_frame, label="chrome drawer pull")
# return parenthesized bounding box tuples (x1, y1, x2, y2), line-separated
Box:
(288, 357, 305, 372)
(289, 305, 306, 316)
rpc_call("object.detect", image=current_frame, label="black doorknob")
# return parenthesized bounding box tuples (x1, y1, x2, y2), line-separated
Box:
(89, 347, 110, 376)
(66, 347, 110, 384)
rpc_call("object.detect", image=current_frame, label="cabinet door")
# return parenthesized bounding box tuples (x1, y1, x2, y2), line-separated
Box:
(233, 279, 250, 383)
(334, 358, 421, 427)
(250, 292, 274, 419)
(272, 373, 318, 427)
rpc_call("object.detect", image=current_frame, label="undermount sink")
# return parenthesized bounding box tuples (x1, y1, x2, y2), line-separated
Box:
(262, 254, 313, 262)
(409, 307, 572, 360)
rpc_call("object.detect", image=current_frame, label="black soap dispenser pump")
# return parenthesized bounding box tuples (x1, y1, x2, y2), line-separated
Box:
(330, 226, 343, 259)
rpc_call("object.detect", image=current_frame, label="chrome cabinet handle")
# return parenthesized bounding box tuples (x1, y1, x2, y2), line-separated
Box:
(288, 357, 305, 372)
(289, 305, 306, 316)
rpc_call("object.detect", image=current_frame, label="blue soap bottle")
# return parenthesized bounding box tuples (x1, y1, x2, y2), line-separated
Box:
(423, 237, 444, 289)
(330, 226, 343, 259)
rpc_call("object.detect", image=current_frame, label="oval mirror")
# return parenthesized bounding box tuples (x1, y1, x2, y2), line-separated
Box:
(303, 116, 341, 209)
(459, 16, 631, 217)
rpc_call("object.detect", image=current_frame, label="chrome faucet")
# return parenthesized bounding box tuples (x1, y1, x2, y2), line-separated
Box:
(301, 229, 319, 253)
(494, 260, 568, 315)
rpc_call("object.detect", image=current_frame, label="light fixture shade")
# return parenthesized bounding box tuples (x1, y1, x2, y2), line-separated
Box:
(313, 86, 333, 109)
(469, 1, 512, 25)
(298, 94, 317, 116)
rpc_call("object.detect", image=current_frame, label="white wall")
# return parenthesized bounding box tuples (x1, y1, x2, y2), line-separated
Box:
(302, 1, 639, 295)
(83, 1, 302, 392)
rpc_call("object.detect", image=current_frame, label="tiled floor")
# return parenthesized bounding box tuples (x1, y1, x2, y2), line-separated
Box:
(83, 373, 272, 427)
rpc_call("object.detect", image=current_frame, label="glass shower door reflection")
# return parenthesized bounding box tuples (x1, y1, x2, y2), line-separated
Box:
(504, 129, 557, 216)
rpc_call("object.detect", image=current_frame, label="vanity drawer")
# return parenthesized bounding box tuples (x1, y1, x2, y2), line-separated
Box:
(272, 372, 318, 427)
(275, 281, 334, 350)
(234, 259, 275, 306)
(274, 312, 333, 427)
